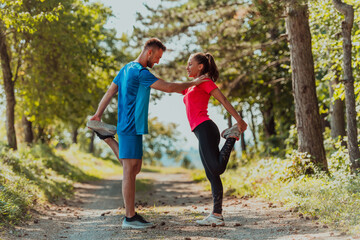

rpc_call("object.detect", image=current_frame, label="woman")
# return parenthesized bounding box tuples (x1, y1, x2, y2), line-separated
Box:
(181, 52, 248, 226)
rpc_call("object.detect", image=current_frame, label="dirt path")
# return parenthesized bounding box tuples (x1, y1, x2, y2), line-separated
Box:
(2, 171, 354, 240)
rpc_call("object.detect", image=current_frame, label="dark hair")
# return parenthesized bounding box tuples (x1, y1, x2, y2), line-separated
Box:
(144, 38, 166, 51)
(192, 52, 219, 82)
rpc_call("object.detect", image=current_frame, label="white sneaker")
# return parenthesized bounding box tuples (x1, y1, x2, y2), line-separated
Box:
(86, 120, 116, 136)
(196, 214, 225, 226)
(221, 124, 241, 140)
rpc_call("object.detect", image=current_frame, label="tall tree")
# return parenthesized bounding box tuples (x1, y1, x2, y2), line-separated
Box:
(0, 0, 62, 149)
(332, 0, 360, 172)
(286, 0, 327, 170)
(0, 24, 16, 149)
(308, 1, 351, 143)
(17, 0, 124, 142)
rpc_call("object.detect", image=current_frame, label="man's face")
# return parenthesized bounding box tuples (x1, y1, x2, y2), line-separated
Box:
(147, 48, 163, 68)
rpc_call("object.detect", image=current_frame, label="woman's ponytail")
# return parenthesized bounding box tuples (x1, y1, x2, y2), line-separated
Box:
(192, 52, 219, 82)
(205, 53, 219, 82)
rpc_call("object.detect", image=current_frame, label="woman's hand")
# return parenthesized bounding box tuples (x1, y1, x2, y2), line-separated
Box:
(237, 119, 248, 133)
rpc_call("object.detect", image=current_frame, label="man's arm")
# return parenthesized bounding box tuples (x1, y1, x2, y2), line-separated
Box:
(90, 82, 118, 121)
(150, 76, 207, 93)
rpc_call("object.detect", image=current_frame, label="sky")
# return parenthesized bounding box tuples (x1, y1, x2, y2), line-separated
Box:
(95, 0, 242, 150)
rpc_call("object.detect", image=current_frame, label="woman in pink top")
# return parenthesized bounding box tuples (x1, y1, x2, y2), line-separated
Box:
(182, 52, 248, 226)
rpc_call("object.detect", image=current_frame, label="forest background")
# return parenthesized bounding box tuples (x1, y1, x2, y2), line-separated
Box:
(0, 0, 360, 235)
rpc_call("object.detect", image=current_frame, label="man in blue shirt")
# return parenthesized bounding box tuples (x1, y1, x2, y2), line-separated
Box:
(89, 38, 205, 229)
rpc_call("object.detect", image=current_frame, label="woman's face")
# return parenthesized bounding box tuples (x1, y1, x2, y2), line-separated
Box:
(186, 56, 203, 78)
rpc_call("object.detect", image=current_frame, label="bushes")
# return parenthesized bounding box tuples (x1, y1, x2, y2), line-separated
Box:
(217, 147, 360, 234)
(0, 145, 73, 225)
(0, 143, 122, 226)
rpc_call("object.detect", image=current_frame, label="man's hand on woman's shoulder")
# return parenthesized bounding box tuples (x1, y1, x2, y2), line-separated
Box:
(193, 74, 210, 86)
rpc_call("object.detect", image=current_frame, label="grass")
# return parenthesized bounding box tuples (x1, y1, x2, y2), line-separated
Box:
(0, 143, 123, 227)
(142, 166, 189, 174)
(136, 178, 154, 192)
(191, 150, 360, 235)
(55, 144, 123, 179)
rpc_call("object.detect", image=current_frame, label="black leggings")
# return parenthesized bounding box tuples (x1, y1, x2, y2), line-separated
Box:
(193, 120, 236, 214)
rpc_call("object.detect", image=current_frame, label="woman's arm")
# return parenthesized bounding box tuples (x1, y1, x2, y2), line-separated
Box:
(210, 88, 248, 132)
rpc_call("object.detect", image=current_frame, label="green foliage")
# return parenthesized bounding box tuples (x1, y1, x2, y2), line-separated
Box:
(0, 143, 122, 226)
(310, 0, 360, 120)
(135, 179, 154, 192)
(181, 156, 195, 169)
(0, 144, 72, 225)
(27, 144, 99, 182)
(143, 117, 186, 165)
(0, 0, 63, 34)
(190, 169, 207, 183)
(285, 151, 317, 178)
(55, 144, 123, 178)
(285, 125, 298, 154)
(16, 0, 124, 133)
(288, 175, 360, 234)
(225, 150, 240, 169)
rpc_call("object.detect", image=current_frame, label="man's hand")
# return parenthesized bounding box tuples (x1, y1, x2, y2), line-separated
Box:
(192, 75, 209, 86)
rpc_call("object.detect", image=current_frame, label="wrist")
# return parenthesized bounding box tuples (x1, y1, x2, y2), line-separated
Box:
(235, 117, 243, 123)
(94, 113, 102, 119)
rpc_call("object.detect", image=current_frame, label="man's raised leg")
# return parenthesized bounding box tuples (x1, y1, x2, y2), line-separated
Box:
(103, 138, 123, 165)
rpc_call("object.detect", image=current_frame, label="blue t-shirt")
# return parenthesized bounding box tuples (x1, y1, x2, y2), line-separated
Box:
(113, 62, 158, 135)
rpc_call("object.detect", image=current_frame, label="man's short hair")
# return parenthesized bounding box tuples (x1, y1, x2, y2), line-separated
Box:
(144, 38, 166, 51)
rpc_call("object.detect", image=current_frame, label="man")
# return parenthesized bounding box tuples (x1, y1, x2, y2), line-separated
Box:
(88, 38, 206, 229)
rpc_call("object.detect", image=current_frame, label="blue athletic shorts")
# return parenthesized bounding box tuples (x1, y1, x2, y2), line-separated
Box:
(118, 135, 143, 159)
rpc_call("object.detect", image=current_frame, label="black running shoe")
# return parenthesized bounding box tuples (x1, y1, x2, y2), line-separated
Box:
(122, 212, 153, 229)
(94, 130, 115, 140)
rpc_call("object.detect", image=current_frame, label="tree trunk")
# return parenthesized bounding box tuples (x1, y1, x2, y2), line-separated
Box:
(249, 106, 258, 151)
(329, 75, 346, 140)
(239, 110, 246, 153)
(320, 112, 331, 133)
(286, 1, 328, 171)
(37, 126, 46, 144)
(332, 0, 360, 172)
(72, 128, 78, 144)
(0, 25, 17, 150)
(261, 101, 275, 138)
(22, 115, 34, 145)
(89, 131, 95, 153)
